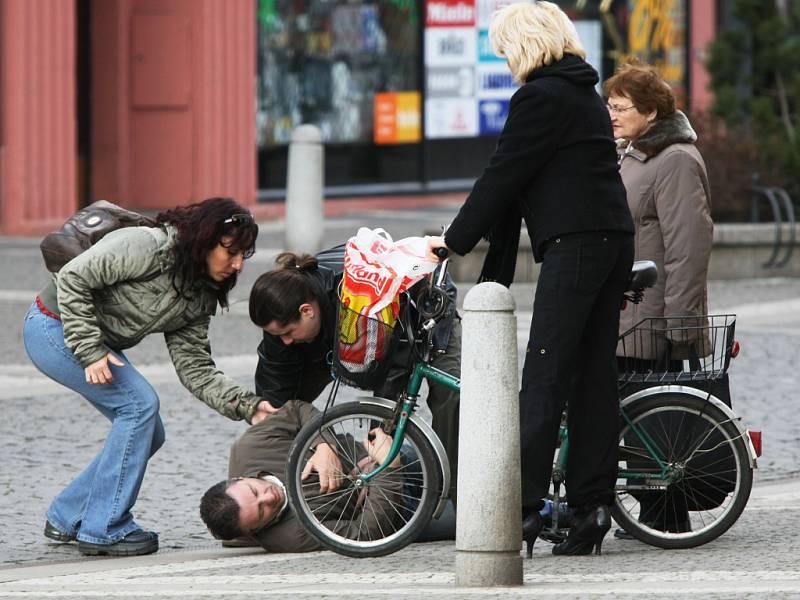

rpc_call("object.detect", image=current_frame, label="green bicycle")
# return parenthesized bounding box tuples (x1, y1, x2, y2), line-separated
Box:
(286, 258, 759, 558)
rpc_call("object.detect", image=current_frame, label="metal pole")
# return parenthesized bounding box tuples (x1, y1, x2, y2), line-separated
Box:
(455, 282, 523, 587)
(285, 125, 324, 254)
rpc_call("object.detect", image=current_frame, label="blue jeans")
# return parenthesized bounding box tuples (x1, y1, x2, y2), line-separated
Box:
(23, 302, 165, 544)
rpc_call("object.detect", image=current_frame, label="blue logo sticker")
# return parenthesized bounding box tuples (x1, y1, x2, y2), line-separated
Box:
(479, 99, 509, 135)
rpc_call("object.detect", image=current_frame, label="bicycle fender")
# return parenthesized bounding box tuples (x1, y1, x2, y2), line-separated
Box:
(620, 385, 758, 468)
(356, 396, 452, 518)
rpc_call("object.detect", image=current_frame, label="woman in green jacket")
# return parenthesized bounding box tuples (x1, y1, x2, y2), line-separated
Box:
(23, 197, 273, 557)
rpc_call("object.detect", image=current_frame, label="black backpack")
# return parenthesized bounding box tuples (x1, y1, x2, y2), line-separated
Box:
(40, 200, 157, 272)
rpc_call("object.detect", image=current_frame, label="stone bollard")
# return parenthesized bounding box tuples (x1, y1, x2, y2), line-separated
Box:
(285, 124, 324, 254)
(455, 282, 522, 587)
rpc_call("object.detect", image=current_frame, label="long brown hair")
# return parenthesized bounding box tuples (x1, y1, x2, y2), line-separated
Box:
(157, 197, 258, 309)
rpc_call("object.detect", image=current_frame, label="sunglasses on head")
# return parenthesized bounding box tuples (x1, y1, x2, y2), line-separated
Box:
(222, 213, 255, 226)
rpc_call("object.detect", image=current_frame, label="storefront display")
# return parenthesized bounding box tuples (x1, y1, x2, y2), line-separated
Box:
(256, 0, 687, 194)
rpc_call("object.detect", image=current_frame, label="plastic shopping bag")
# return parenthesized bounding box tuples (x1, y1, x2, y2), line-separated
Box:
(337, 228, 438, 378)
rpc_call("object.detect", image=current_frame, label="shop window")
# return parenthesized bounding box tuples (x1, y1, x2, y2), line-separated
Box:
(255, 0, 687, 194)
(257, 0, 423, 192)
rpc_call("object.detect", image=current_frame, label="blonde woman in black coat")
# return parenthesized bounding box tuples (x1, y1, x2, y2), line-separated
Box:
(427, 1, 634, 557)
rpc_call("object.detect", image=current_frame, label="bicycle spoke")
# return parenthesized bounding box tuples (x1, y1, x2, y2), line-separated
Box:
(373, 482, 411, 525)
(287, 404, 443, 556)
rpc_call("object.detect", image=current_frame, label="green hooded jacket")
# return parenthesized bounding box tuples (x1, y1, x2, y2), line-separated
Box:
(38, 224, 262, 422)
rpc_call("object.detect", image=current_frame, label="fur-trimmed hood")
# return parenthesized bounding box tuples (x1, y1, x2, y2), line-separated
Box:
(621, 110, 697, 159)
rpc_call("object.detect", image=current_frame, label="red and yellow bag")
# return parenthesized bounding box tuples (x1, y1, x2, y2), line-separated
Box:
(337, 228, 437, 373)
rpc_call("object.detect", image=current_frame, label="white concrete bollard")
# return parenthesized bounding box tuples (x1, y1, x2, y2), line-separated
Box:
(455, 282, 522, 587)
(285, 124, 324, 255)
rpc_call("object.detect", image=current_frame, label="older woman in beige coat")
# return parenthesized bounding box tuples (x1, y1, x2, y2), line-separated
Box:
(606, 63, 713, 364)
(605, 62, 714, 538)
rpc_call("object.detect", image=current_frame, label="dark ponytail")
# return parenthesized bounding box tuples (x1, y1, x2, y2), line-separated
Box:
(249, 252, 320, 327)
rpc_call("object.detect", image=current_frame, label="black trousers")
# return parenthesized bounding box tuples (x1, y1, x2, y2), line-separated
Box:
(520, 231, 634, 514)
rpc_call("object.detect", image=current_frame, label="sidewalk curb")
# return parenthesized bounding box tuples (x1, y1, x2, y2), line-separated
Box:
(0, 547, 262, 583)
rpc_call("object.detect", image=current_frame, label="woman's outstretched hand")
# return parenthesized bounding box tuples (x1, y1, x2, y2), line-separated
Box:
(250, 399, 280, 425)
(85, 352, 125, 385)
(426, 236, 451, 262)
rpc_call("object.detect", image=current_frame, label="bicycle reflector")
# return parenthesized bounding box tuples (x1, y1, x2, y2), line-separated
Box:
(747, 430, 762, 457)
(731, 340, 741, 358)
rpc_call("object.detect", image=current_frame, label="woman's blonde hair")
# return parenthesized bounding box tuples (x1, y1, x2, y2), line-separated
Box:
(489, 1, 586, 83)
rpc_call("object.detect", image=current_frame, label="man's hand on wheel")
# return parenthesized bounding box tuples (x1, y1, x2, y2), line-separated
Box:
(302, 443, 344, 493)
(364, 428, 401, 468)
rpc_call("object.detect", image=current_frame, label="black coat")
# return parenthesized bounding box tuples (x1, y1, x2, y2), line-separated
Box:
(254, 245, 457, 406)
(444, 55, 634, 285)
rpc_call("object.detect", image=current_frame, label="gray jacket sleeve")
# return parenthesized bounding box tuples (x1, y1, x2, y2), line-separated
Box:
(164, 319, 262, 422)
(654, 149, 713, 336)
(55, 227, 164, 368)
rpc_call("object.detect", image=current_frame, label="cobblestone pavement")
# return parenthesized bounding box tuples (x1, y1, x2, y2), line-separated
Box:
(1, 209, 799, 572)
(1, 478, 799, 598)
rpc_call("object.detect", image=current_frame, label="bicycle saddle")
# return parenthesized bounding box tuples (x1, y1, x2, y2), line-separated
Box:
(628, 260, 658, 291)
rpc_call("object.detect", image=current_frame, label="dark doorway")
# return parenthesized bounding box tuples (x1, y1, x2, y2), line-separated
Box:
(76, 0, 92, 206)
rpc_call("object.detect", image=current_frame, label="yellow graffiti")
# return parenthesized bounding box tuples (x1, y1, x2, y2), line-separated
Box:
(629, 0, 677, 58)
(625, 0, 685, 95)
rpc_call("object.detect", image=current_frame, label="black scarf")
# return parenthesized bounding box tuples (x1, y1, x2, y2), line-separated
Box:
(477, 204, 521, 287)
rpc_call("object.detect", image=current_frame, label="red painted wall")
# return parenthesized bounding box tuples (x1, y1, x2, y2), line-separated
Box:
(0, 0, 77, 235)
(689, 0, 715, 113)
(92, 0, 256, 211)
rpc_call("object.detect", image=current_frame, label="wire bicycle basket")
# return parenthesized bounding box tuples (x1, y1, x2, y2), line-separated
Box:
(617, 314, 737, 385)
(333, 301, 399, 390)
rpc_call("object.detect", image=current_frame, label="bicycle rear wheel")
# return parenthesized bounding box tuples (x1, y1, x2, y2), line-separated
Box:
(286, 402, 443, 558)
(611, 392, 753, 549)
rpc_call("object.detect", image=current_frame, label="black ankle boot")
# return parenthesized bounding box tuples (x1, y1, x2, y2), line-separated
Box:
(552, 505, 610, 556)
(522, 512, 543, 559)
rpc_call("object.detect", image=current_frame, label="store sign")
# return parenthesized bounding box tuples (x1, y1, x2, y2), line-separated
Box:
(479, 99, 509, 135)
(425, 98, 478, 138)
(425, 27, 476, 66)
(374, 92, 421, 145)
(424, 0, 515, 139)
(426, 0, 476, 27)
(477, 30, 504, 62)
(476, 64, 517, 98)
(427, 66, 475, 98)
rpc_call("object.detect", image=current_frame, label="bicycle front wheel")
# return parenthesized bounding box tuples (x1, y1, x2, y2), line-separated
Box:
(286, 402, 443, 558)
(611, 392, 753, 549)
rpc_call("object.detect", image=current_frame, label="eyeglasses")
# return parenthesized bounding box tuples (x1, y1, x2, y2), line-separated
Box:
(606, 103, 637, 115)
(220, 214, 257, 259)
(222, 213, 255, 226)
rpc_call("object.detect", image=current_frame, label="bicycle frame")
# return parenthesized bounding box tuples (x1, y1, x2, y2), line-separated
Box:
(358, 361, 460, 483)
(551, 407, 672, 491)
(550, 384, 758, 494)
(546, 394, 697, 540)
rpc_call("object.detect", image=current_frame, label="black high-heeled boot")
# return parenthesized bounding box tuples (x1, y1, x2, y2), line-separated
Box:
(522, 512, 543, 559)
(552, 505, 610, 556)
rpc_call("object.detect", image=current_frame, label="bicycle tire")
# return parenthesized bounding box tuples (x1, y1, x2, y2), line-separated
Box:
(286, 402, 442, 558)
(611, 392, 753, 549)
